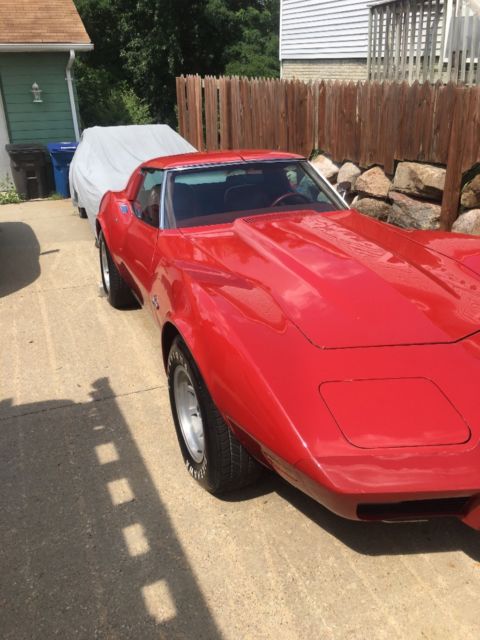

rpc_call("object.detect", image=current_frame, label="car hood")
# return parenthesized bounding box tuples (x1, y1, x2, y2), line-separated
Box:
(183, 210, 480, 349)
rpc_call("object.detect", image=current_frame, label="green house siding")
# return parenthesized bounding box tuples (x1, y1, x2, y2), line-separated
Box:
(0, 53, 76, 144)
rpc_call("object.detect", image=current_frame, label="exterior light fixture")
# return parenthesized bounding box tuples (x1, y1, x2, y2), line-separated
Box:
(31, 82, 43, 103)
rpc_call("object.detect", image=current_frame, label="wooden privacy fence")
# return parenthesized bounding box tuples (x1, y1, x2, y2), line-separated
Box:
(176, 74, 480, 228)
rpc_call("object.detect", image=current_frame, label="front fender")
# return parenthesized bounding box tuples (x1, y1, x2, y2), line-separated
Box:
(96, 192, 114, 246)
(164, 275, 310, 469)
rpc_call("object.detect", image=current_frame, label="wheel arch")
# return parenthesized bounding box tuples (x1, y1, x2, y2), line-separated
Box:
(161, 312, 301, 470)
(96, 191, 114, 244)
(96, 218, 103, 240)
(161, 321, 182, 371)
(160, 317, 219, 412)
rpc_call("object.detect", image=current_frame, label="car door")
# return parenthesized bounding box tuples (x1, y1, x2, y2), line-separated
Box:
(122, 168, 164, 303)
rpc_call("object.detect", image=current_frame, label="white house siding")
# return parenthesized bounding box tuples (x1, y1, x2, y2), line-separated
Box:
(280, 0, 370, 81)
(0, 86, 11, 180)
(280, 0, 370, 60)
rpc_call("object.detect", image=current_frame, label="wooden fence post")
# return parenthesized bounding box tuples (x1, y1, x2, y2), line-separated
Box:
(185, 75, 204, 150)
(461, 86, 480, 174)
(175, 76, 187, 140)
(440, 84, 469, 230)
(317, 81, 326, 152)
(194, 75, 204, 150)
(219, 76, 231, 149)
(204, 76, 219, 151)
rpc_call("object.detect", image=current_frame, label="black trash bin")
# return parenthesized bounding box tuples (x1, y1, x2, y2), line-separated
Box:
(5, 143, 53, 200)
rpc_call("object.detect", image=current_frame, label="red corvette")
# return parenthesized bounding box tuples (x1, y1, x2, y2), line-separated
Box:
(97, 150, 480, 531)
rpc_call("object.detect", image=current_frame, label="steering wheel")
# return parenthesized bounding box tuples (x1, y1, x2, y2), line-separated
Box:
(271, 192, 311, 207)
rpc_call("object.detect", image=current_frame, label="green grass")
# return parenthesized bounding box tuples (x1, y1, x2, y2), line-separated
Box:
(0, 175, 22, 205)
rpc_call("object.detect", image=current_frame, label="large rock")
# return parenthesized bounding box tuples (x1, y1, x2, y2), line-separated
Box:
(355, 166, 392, 198)
(393, 162, 446, 202)
(461, 174, 480, 209)
(311, 154, 339, 182)
(389, 191, 441, 230)
(353, 197, 393, 221)
(337, 162, 361, 190)
(452, 209, 480, 235)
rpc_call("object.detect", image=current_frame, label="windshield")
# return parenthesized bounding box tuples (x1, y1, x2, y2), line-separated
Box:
(164, 160, 344, 229)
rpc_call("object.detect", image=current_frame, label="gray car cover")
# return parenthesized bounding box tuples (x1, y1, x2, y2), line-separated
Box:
(69, 124, 196, 236)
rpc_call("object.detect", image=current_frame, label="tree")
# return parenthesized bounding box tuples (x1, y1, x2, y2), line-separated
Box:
(74, 0, 280, 127)
(74, 0, 153, 127)
(224, 2, 280, 78)
(75, 62, 152, 127)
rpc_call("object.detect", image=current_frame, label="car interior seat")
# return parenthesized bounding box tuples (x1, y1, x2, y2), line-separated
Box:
(172, 183, 199, 223)
(224, 184, 270, 212)
(142, 185, 162, 227)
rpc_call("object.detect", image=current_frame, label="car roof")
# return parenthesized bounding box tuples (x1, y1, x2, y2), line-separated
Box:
(139, 149, 305, 170)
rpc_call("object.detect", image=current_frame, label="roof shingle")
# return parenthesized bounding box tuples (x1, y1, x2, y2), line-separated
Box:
(0, 0, 91, 45)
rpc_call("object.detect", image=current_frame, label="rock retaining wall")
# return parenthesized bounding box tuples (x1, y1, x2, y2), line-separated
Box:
(310, 155, 480, 236)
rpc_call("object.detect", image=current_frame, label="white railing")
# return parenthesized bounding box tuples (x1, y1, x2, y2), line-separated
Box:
(367, 0, 480, 84)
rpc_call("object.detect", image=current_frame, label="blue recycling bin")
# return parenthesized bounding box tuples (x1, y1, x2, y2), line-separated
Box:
(47, 142, 78, 198)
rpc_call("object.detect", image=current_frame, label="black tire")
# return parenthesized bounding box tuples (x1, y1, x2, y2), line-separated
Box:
(78, 207, 87, 219)
(168, 336, 261, 494)
(99, 231, 134, 309)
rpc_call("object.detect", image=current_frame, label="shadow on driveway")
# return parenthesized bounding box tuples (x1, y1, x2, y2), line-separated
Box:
(0, 222, 41, 298)
(0, 378, 222, 640)
(224, 474, 480, 563)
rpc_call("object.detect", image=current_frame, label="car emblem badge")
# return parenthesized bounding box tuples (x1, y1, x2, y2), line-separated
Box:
(119, 203, 129, 215)
(151, 295, 159, 310)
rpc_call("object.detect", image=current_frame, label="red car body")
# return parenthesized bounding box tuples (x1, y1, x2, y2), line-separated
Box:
(97, 150, 480, 531)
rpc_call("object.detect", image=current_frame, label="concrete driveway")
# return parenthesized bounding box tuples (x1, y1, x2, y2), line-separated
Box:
(1, 199, 479, 640)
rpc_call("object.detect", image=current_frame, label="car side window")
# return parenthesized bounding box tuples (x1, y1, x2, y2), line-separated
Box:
(133, 169, 164, 228)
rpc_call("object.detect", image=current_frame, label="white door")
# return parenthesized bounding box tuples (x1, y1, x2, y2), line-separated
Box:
(0, 85, 11, 181)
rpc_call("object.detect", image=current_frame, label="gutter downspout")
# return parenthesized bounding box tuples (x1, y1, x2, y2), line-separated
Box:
(279, 0, 283, 78)
(66, 49, 80, 142)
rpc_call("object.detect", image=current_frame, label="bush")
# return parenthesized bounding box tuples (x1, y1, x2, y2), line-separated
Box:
(0, 176, 22, 205)
(75, 62, 153, 128)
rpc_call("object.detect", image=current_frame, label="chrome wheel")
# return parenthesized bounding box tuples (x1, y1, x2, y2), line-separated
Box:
(100, 238, 110, 292)
(173, 365, 205, 463)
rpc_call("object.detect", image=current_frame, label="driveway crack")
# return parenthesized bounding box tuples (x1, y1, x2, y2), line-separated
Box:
(0, 384, 165, 422)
